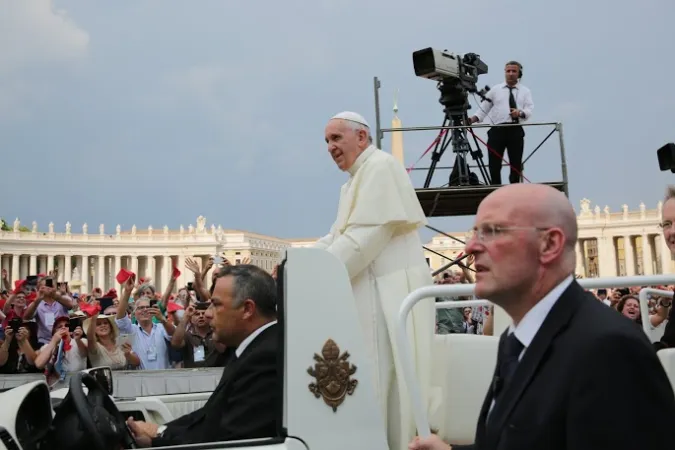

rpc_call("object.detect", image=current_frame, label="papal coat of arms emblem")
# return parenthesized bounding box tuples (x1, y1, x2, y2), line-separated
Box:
(307, 339, 358, 412)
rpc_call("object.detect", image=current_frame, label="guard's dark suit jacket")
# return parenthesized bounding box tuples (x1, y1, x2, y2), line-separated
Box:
(151, 323, 279, 447)
(454, 281, 675, 450)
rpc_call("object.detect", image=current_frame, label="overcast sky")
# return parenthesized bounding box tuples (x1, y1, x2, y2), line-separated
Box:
(1, 0, 673, 242)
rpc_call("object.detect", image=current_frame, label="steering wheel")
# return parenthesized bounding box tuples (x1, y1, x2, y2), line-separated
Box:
(68, 372, 137, 450)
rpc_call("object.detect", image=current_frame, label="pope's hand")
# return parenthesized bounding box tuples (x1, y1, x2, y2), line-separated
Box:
(408, 434, 451, 450)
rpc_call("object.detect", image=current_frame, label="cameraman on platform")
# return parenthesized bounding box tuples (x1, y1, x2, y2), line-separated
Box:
(468, 61, 533, 185)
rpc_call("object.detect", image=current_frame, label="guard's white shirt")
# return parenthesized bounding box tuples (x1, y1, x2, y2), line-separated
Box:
(474, 82, 534, 125)
(488, 274, 574, 418)
(510, 274, 574, 360)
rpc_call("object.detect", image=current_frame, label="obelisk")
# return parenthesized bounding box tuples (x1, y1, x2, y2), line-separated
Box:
(390, 89, 405, 165)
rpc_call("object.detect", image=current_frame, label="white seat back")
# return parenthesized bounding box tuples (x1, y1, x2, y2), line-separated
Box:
(283, 249, 389, 450)
(430, 334, 498, 445)
(657, 348, 675, 395)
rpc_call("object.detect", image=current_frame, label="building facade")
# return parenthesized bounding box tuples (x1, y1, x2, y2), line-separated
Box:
(0, 216, 290, 294)
(0, 200, 667, 294)
(423, 199, 671, 278)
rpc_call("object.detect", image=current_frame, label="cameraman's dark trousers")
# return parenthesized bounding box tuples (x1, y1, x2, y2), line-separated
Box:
(487, 123, 524, 185)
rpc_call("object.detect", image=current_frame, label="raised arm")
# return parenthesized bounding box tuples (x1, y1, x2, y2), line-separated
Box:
(170, 306, 193, 349)
(116, 278, 135, 320)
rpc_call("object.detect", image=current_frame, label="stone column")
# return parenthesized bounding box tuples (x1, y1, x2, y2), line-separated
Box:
(80, 255, 89, 292)
(29, 255, 37, 276)
(161, 256, 171, 292)
(20, 256, 28, 279)
(11, 254, 20, 284)
(146, 256, 155, 282)
(47, 255, 54, 274)
(97, 255, 105, 290)
(64, 255, 72, 282)
(642, 234, 654, 275)
(659, 234, 671, 274)
(608, 237, 617, 277)
(114, 255, 122, 280)
(624, 235, 635, 276)
(38, 256, 46, 274)
(177, 255, 186, 287)
(55, 256, 63, 281)
(131, 256, 139, 278)
(575, 240, 585, 277)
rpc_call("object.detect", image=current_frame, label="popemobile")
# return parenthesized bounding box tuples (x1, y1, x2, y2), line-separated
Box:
(0, 248, 673, 450)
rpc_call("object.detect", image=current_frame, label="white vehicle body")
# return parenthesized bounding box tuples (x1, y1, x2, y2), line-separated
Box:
(0, 248, 673, 450)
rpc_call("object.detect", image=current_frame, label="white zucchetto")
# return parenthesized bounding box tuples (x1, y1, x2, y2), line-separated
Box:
(331, 111, 370, 129)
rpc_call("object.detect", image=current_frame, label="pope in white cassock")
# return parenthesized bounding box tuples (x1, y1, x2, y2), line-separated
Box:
(314, 111, 436, 450)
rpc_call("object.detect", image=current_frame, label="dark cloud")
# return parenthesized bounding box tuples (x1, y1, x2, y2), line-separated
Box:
(1, 0, 674, 240)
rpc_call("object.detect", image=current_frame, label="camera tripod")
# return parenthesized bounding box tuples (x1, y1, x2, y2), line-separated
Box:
(423, 111, 491, 188)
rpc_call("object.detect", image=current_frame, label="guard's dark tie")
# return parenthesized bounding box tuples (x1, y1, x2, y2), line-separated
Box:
(508, 86, 518, 123)
(493, 332, 524, 400)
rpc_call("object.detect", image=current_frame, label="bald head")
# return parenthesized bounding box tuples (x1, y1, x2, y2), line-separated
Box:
(467, 183, 578, 321)
(483, 184, 577, 252)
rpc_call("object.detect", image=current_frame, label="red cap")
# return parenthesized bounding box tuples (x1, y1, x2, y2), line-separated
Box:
(115, 269, 135, 285)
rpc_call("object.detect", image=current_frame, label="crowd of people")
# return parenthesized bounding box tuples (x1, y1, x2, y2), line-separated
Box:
(0, 255, 257, 383)
(434, 259, 673, 343)
(430, 261, 657, 341)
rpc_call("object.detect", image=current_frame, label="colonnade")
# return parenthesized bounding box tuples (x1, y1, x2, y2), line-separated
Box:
(0, 253, 215, 293)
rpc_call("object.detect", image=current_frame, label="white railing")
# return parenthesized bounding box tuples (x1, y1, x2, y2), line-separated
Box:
(397, 274, 675, 438)
(435, 300, 490, 309)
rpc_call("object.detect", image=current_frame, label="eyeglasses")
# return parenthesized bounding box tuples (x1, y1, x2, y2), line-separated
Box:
(467, 224, 550, 242)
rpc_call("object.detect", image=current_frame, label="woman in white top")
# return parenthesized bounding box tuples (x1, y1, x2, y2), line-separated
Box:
(84, 314, 140, 370)
(34, 316, 88, 385)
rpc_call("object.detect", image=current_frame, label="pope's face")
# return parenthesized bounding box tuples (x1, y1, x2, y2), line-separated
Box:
(324, 119, 368, 171)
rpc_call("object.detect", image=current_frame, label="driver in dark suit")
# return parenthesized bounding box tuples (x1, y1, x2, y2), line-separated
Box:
(127, 264, 279, 447)
(409, 183, 675, 450)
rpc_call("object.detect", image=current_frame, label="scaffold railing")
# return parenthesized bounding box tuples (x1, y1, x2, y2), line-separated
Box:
(372, 76, 570, 218)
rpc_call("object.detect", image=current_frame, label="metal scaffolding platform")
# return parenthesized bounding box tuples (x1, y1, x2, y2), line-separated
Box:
(416, 181, 566, 218)
(372, 77, 570, 219)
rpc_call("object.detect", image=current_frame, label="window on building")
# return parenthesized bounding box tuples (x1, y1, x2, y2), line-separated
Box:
(584, 239, 599, 277)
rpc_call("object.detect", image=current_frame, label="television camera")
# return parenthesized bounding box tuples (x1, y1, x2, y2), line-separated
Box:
(657, 143, 675, 173)
(412, 48, 491, 187)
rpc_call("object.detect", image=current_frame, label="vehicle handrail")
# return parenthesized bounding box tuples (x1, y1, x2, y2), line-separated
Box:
(396, 274, 675, 438)
(435, 299, 490, 309)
